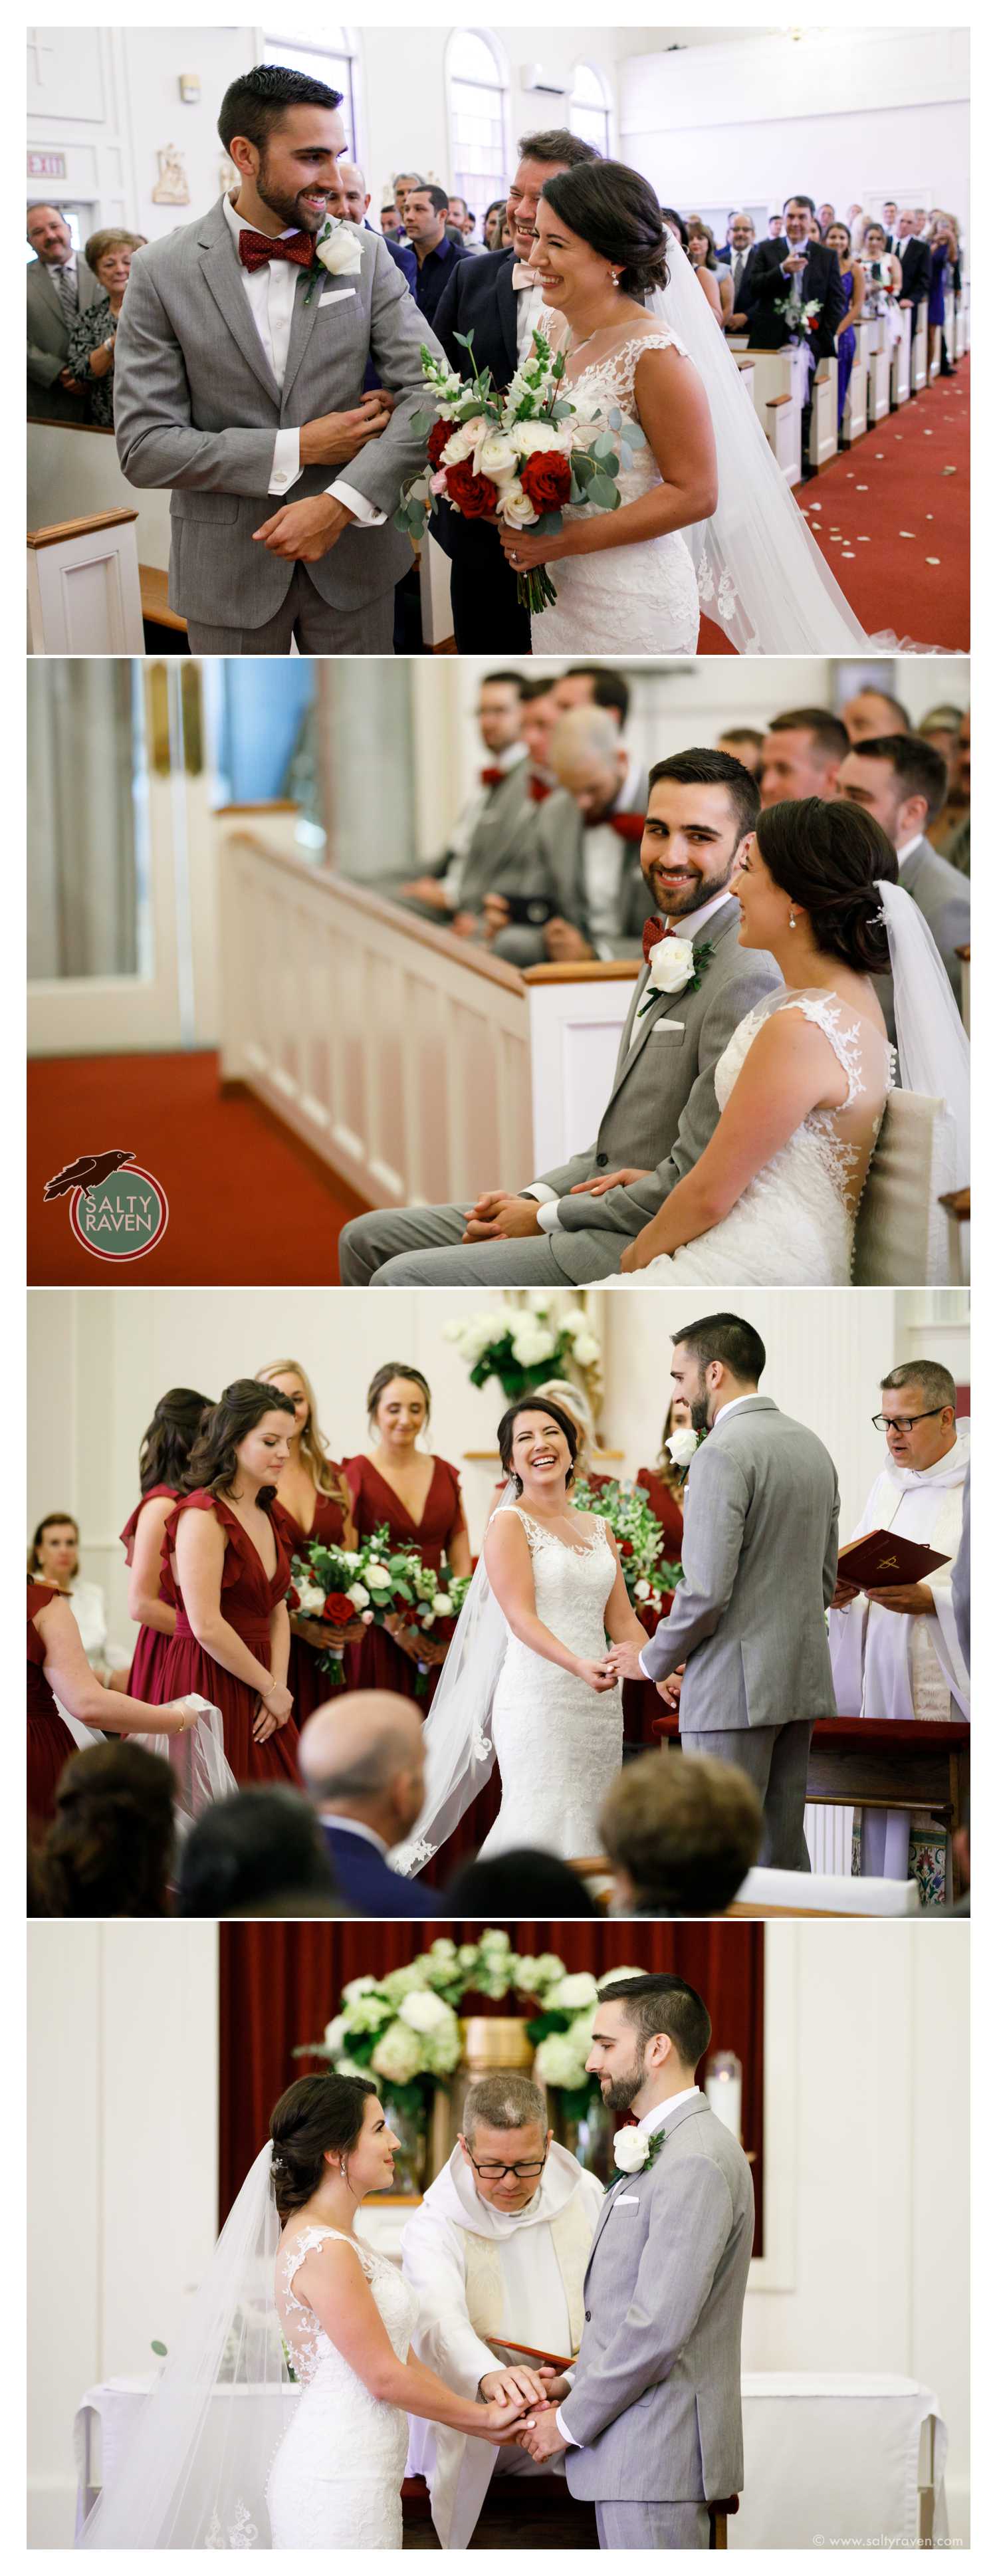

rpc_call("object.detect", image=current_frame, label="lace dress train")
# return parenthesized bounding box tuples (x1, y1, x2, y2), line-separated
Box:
(480, 1505, 624, 1858)
(532, 325, 702, 653)
(267, 2226, 418, 2549)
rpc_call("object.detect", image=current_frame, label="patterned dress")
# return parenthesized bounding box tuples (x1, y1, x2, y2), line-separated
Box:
(65, 293, 118, 425)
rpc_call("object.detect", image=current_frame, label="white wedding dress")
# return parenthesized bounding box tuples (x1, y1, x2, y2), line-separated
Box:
(267, 2224, 418, 2550)
(532, 318, 702, 652)
(478, 1503, 624, 1857)
(623, 987, 895, 1286)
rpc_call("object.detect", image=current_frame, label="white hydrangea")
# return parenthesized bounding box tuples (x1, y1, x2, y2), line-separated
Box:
(421, 2019, 463, 2077)
(398, 1989, 455, 2034)
(572, 1333, 602, 1366)
(546, 1971, 600, 2012)
(509, 1319, 558, 1365)
(371, 2022, 423, 2085)
(322, 2013, 348, 2052)
(533, 2032, 588, 2090)
(342, 1976, 378, 2004)
(382, 1962, 432, 2006)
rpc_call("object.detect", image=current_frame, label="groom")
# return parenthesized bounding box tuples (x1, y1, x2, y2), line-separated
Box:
(339, 749, 780, 1284)
(517, 1974, 754, 2549)
(114, 64, 441, 652)
(608, 1313, 839, 1870)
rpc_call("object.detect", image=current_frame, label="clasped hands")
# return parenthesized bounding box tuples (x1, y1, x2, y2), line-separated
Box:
(479, 2365, 570, 2458)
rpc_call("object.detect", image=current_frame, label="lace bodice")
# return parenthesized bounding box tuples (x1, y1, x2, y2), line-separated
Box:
(479, 1504, 624, 1862)
(267, 2225, 416, 2549)
(275, 2224, 416, 2389)
(532, 311, 701, 652)
(719, 987, 895, 1218)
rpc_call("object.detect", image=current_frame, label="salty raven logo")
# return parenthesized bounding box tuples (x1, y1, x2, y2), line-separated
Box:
(44, 1149, 137, 1202)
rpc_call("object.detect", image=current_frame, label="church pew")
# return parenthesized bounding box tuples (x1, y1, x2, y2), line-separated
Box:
(27, 506, 144, 653)
(911, 304, 929, 391)
(808, 358, 837, 471)
(865, 316, 893, 425)
(890, 306, 912, 407)
(651, 1712, 968, 1905)
(522, 959, 639, 1174)
(852, 1087, 960, 1286)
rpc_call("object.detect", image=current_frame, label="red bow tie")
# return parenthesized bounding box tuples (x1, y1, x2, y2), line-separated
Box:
(237, 228, 315, 274)
(528, 774, 552, 803)
(584, 809, 645, 842)
(642, 916, 678, 963)
(481, 766, 504, 788)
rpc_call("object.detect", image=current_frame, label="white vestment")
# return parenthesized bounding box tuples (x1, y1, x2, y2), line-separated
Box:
(401, 2143, 602, 2549)
(830, 1429, 970, 1722)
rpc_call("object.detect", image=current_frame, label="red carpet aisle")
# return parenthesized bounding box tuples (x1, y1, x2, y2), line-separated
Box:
(700, 360, 969, 654)
(29, 1052, 368, 1284)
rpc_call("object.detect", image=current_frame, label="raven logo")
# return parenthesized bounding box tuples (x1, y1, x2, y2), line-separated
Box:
(45, 1150, 137, 1202)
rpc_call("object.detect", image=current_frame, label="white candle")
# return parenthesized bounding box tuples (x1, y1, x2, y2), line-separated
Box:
(705, 2066, 742, 2140)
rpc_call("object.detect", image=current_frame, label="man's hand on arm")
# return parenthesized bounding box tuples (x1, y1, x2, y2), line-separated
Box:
(299, 394, 394, 467)
(253, 495, 356, 559)
(569, 1167, 651, 1199)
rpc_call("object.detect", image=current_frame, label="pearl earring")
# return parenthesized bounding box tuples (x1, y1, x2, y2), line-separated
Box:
(789, 907, 797, 929)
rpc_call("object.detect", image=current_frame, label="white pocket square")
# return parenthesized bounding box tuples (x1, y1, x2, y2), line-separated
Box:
(318, 287, 357, 304)
(613, 2192, 641, 2205)
(650, 1019, 685, 1033)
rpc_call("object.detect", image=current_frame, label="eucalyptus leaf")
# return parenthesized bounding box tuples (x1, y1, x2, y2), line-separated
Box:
(532, 509, 564, 534)
(588, 472, 619, 509)
(608, 406, 623, 429)
(550, 400, 574, 421)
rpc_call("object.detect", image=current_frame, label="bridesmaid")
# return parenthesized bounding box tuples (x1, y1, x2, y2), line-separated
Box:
(344, 1363, 471, 1708)
(28, 1581, 196, 1835)
(636, 1393, 693, 1560)
(119, 1387, 212, 1703)
(155, 1380, 300, 1785)
(28, 1513, 112, 1676)
(255, 1356, 356, 1722)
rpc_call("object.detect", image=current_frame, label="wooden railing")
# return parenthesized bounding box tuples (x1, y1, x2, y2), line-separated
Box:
(27, 504, 144, 651)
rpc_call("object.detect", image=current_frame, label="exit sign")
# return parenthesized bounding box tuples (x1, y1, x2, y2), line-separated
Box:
(27, 151, 66, 179)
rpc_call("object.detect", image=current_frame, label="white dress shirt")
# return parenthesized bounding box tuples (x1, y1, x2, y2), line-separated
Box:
(527, 883, 736, 1234)
(221, 192, 382, 524)
(896, 833, 921, 874)
(557, 2089, 703, 2443)
(512, 266, 548, 360)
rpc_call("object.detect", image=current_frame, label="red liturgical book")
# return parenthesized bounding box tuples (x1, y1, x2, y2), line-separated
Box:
(838, 1528, 950, 1589)
(495, 2338, 576, 2370)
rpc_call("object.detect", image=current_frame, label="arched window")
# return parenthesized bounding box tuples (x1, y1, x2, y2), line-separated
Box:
(262, 28, 361, 162)
(446, 30, 509, 234)
(570, 61, 611, 158)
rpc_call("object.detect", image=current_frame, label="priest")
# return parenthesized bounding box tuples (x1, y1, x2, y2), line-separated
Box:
(830, 1359, 969, 1878)
(401, 2071, 603, 2548)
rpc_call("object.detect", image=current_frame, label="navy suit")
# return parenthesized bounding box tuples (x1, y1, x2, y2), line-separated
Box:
(429, 245, 532, 652)
(898, 235, 931, 314)
(319, 1819, 438, 1915)
(363, 225, 416, 394)
(745, 237, 845, 474)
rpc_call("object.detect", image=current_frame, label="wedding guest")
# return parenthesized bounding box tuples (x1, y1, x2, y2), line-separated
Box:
(687, 219, 729, 324)
(744, 195, 845, 478)
(176, 1783, 340, 1916)
(27, 1581, 197, 1834)
(154, 1379, 301, 1784)
(483, 197, 507, 251)
(114, 64, 439, 655)
(830, 1363, 968, 1885)
(255, 1355, 356, 1722)
(27, 201, 100, 421)
(443, 1849, 600, 1915)
(928, 215, 959, 374)
(917, 702, 962, 808)
(395, 669, 531, 929)
(298, 1692, 438, 1915)
(431, 128, 600, 651)
(841, 685, 911, 745)
(895, 210, 931, 328)
(817, 201, 836, 237)
(717, 725, 764, 777)
(943, 709, 970, 877)
(599, 1748, 762, 1914)
(550, 665, 630, 728)
(404, 183, 471, 324)
(393, 172, 425, 240)
(343, 1364, 471, 1708)
(717, 212, 757, 332)
(380, 201, 401, 239)
(41, 1742, 177, 1918)
(339, 162, 417, 289)
(835, 734, 969, 1014)
(758, 705, 847, 806)
(403, 2073, 603, 2547)
(485, 706, 651, 967)
(519, 674, 560, 794)
(824, 222, 865, 437)
(881, 202, 899, 250)
(64, 228, 144, 424)
(120, 1386, 212, 1702)
(28, 1512, 113, 1677)
(635, 1395, 693, 1557)
(858, 222, 903, 360)
(447, 194, 479, 247)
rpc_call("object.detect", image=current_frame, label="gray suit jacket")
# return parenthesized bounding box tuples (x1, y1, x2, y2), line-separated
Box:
(524, 901, 782, 1283)
(564, 2096, 754, 2505)
(439, 761, 538, 908)
(642, 1395, 839, 1730)
(517, 780, 654, 959)
(113, 199, 442, 626)
(28, 255, 101, 418)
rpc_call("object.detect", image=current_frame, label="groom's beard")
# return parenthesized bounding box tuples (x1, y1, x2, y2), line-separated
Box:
(599, 2065, 645, 2113)
(641, 852, 738, 920)
(690, 1390, 713, 1437)
(256, 164, 328, 236)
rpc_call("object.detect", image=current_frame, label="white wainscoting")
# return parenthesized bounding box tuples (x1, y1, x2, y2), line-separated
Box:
(525, 963, 638, 1175)
(27, 508, 145, 654)
(28, 420, 172, 571)
(218, 828, 534, 1209)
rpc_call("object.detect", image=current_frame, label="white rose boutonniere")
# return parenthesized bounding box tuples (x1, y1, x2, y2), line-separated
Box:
(306, 218, 364, 300)
(665, 1427, 700, 1471)
(611, 2123, 668, 2180)
(637, 935, 715, 1017)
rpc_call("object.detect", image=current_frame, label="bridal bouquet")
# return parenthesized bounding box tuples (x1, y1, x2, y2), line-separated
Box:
(288, 1526, 469, 1693)
(572, 1473, 681, 1621)
(394, 328, 641, 614)
(445, 1300, 602, 1401)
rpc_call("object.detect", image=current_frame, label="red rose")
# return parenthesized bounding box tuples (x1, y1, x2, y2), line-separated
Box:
(620, 1540, 634, 1557)
(445, 459, 499, 519)
(519, 448, 572, 511)
(286, 1585, 300, 1613)
(427, 417, 451, 469)
(322, 1591, 355, 1627)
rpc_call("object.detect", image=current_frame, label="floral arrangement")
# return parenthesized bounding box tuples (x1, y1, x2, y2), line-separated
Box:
(304, 1931, 642, 2129)
(288, 1526, 469, 1693)
(303, 215, 364, 304)
(572, 1472, 681, 1617)
(394, 328, 643, 616)
(445, 1299, 601, 1402)
(772, 293, 824, 341)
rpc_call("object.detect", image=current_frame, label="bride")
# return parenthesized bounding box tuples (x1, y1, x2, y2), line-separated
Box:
(79, 2073, 532, 2549)
(395, 1395, 651, 1877)
(587, 798, 968, 1286)
(495, 158, 912, 655)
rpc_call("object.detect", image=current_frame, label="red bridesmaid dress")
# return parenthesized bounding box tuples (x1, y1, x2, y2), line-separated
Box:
(119, 1484, 178, 1704)
(635, 1464, 685, 1560)
(282, 1482, 350, 1726)
(342, 1455, 467, 1712)
(156, 1491, 300, 1785)
(629, 1464, 685, 1748)
(27, 1583, 77, 1831)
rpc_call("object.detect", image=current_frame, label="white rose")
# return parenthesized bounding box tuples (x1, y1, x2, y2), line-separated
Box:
(475, 428, 518, 478)
(546, 1971, 600, 2012)
(431, 1591, 453, 1616)
(323, 2014, 348, 2052)
(340, 1551, 363, 1572)
(497, 479, 540, 530)
(612, 2127, 651, 2174)
(316, 220, 364, 279)
(646, 936, 696, 997)
(295, 1580, 326, 1617)
(347, 1582, 370, 1609)
(365, 1562, 392, 1591)
(371, 2022, 423, 2085)
(440, 415, 487, 467)
(666, 1427, 700, 1468)
(399, 1990, 455, 2034)
(635, 1579, 651, 1601)
(512, 419, 568, 457)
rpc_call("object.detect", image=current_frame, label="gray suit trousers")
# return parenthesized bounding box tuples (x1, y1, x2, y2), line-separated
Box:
(338, 1203, 566, 1286)
(681, 1720, 814, 1872)
(596, 2502, 711, 2549)
(185, 563, 394, 655)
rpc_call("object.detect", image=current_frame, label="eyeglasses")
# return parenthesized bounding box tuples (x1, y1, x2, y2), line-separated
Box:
(871, 1407, 947, 1435)
(465, 2150, 548, 2182)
